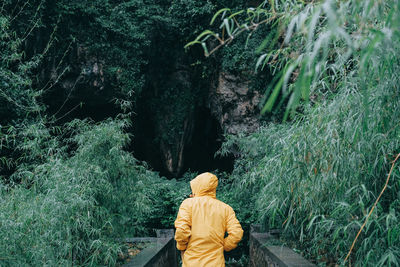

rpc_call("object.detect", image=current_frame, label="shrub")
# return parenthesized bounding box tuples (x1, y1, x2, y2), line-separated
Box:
(199, 0, 400, 265)
(222, 53, 400, 266)
(0, 119, 156, 266)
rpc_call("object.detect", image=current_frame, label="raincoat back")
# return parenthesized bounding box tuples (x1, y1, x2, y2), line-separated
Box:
(174, 172, 243, 267)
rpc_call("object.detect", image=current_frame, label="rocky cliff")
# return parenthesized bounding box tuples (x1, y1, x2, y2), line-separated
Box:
(134, 68, 262, 177)
(208, 72, 261, 135)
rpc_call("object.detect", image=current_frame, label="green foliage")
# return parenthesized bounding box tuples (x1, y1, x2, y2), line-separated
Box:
(224, 86, 400, 265)
(190, 0, 400, 121)
(145, 174, 192, 229)
(225, 255, 249, 267)
(0, 119, 159, 266)
(0, 5, 50, 176)
(0, 9, 42, 122)
(6, 0, 400, 266)
(0, 0, 272, 266)
(0, 1, 263, 265)
(168, 0, 216, 39)
(199, 0, 400, 265)
(45, 0, 171, 111)
(219, 25, 269, 76)
(220, 12, 400, 266)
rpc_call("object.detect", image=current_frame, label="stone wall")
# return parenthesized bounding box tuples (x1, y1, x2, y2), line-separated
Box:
(249, 225, 316, 267)
(123, 229, 177, 267)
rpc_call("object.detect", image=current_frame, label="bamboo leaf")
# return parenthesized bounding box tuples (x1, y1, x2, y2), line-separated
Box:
(201, 42, 209, 57)
(283, 59, 301, 91)
(228, 10, 244, 19)
(255, 54, 267, 71)
(261, 72, 285, 114)
(284, 17, 297, 44)
(222, 18, 232, 37)
(210, 8, 231, 25)
(184, 40, 201, 49)
(194, 30, 217, 42)
(244, 32, 253, 49)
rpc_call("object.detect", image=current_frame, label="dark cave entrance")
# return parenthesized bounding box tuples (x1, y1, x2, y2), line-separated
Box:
(183, 107, 234, 177)
(132, 106, 234, 178)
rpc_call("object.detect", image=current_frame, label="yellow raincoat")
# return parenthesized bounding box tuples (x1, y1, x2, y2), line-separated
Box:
(174, 172, 243, 267)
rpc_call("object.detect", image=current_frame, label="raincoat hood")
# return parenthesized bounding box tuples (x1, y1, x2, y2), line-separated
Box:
(190, 172, 218, 198)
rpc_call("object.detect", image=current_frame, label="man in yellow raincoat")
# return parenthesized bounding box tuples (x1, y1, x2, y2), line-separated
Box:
(174, 172, 243, 267)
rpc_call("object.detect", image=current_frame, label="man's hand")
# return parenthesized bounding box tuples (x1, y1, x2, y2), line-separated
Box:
(180, 250, 185, 260)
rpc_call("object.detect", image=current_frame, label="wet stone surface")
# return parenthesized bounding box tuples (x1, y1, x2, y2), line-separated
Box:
(121, 229, 177, 267)
(118, 241, 151, 265)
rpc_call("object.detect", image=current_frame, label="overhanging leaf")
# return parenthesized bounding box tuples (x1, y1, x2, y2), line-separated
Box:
(210, 8, 231, 25)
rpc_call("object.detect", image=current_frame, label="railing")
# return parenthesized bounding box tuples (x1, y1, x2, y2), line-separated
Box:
(249, 225, 316, 267)
(122, 226, 315, 266)
(122, 229, 177, 267)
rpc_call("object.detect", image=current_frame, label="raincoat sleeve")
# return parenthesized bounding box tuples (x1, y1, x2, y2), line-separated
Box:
(223, 207, 243, 251)
(174, 199, 192, 251)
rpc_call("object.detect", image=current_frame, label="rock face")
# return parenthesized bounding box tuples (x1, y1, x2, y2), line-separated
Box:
(134, 69, 263, 177)
(155, 71, 262, 176)
(43, 44, 118, 122)
(208, 72, 261, 135)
